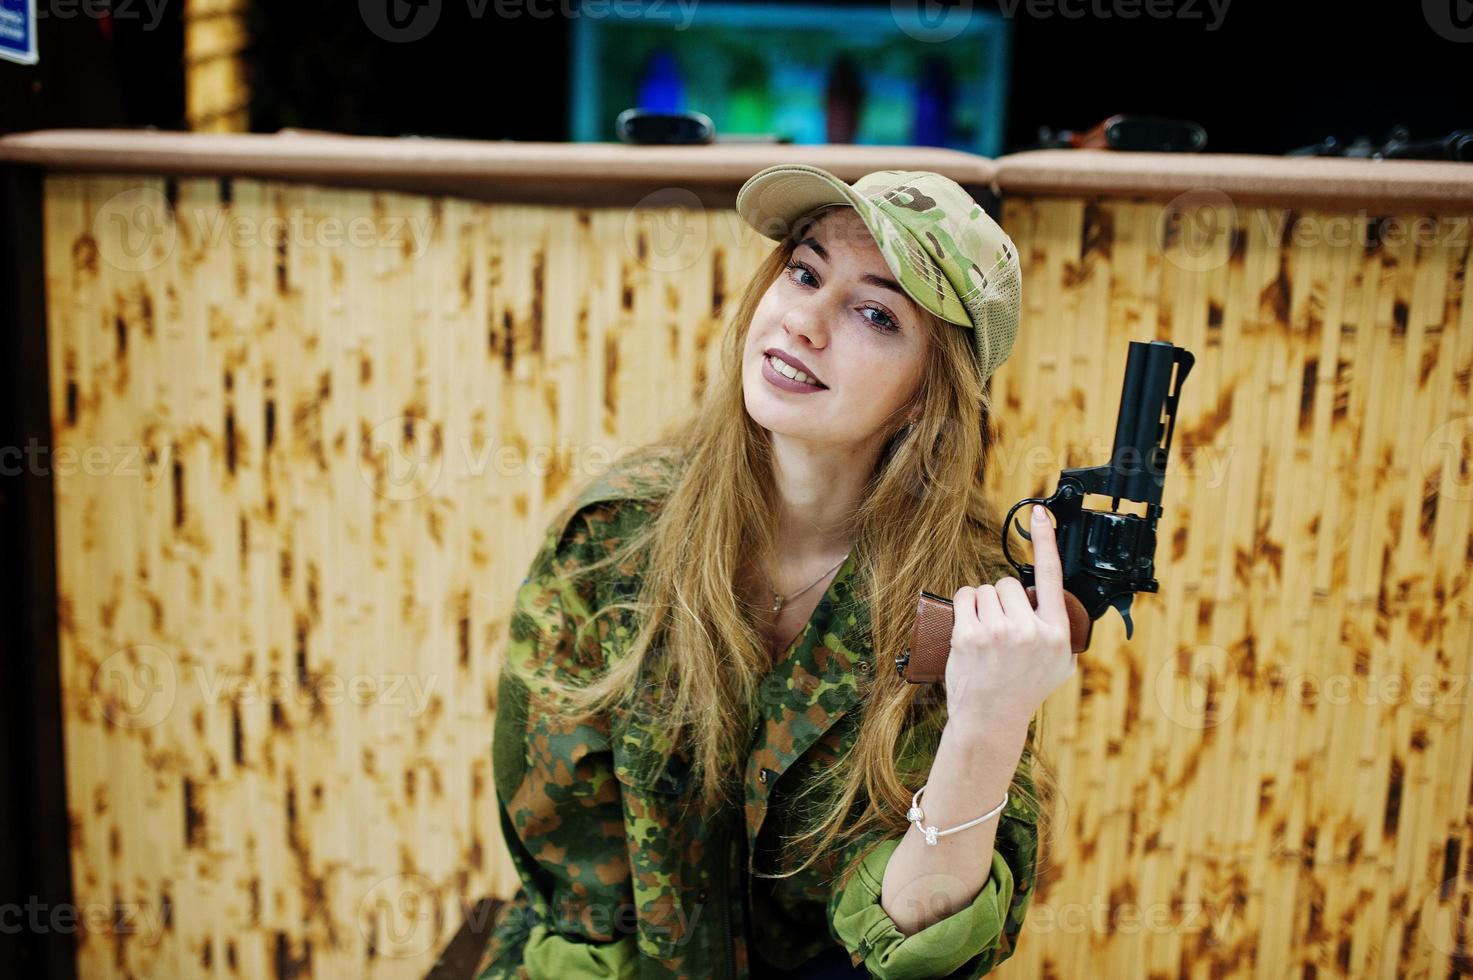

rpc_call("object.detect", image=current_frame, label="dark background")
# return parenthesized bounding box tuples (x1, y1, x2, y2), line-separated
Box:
(0, 0, 1468, 153)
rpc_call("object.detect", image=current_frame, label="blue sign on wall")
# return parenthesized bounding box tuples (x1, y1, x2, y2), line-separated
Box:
(0, 0, 38, 66)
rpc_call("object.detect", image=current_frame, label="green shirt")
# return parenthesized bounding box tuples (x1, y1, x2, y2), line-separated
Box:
(475, 461, 1040, 980)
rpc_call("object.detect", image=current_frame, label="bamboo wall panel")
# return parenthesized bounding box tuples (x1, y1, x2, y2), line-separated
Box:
(43, 174, 764, 978)
(185, 0, 250, 132)
(39, 174, 1472, 978)
(995, 195, 1472, 979)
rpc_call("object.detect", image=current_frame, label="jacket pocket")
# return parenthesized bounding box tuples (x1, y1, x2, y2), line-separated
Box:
(613, 751, 693, 797)
(611, 705, 694, 796)
(495, 667, 617, 803)
(562, 727, 616, 799)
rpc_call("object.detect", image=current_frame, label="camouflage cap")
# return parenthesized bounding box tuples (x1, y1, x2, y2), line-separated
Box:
(735, 164, 1022, 384)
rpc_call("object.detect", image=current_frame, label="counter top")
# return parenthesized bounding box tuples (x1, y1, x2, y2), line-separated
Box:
(995, 149, 1471, 212)
(2, 129, 1468, 211)
(0, 129, 996, 205)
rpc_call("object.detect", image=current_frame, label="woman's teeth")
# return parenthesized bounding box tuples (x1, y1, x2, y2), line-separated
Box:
(768, 354, 822, 386)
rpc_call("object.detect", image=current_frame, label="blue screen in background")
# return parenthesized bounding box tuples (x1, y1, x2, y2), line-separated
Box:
(570, 2, 1011, 156)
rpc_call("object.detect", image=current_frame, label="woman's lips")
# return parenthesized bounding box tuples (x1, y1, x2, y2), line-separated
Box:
(762, 354, 828, 394)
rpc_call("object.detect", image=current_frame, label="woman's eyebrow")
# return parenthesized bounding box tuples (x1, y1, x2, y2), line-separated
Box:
(797, 236, 909, 301)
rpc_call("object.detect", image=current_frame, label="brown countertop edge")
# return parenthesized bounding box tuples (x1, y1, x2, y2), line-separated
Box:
(996, 149, 1473, 212)
(1, 130, 1469, 212)
(0, 129, 996, 206)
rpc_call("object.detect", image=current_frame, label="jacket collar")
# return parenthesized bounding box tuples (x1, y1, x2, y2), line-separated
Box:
(742, 549, 873, 873)
(583, 450, 879, 878)
(610, 547, 875, 876)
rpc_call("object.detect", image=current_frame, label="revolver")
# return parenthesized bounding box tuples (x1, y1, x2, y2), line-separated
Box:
(897, 339, 1196, 683)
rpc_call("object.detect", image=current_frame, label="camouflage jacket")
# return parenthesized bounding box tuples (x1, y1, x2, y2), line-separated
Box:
(474, 459, 1041, 980)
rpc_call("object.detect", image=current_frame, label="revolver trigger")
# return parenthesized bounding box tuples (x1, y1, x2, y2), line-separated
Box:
(1011, 517, 1034, 542)
(1111, 594, 1135, 639)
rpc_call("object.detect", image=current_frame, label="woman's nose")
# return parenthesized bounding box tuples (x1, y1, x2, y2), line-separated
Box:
(782, 298, 831, 348)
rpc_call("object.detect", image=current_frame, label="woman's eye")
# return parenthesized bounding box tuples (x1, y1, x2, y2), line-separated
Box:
(785, 260, 899, 333)
(785, 260, 817, 288)
(862, 307, 900, 333)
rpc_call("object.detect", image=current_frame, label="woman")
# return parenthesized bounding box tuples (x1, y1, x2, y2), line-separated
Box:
(474, 164, 1076, 980)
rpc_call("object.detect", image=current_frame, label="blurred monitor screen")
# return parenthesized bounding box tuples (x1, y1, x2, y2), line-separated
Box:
(570, 3, 1012, 155)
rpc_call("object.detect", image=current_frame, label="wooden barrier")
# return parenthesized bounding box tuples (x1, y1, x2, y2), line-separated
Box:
(995, 162, 1473, 977)
(1, 131, 1469, 978)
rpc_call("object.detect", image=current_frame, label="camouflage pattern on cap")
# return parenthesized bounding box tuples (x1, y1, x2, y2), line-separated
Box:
(736, 164, 1023, 384)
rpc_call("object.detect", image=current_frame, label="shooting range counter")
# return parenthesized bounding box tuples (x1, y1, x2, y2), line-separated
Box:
(2, 130, 1470, 979)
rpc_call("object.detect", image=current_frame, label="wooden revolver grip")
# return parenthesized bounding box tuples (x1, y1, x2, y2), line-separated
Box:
(898, 587, 1094, 684)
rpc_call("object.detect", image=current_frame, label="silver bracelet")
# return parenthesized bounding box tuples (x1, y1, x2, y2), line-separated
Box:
(906, 784, 1009, 847)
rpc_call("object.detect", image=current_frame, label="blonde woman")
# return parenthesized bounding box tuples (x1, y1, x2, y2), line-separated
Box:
(474, 164, 1076, 980)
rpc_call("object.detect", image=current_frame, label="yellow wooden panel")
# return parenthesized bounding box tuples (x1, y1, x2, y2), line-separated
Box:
(41, 175, 1472, 977)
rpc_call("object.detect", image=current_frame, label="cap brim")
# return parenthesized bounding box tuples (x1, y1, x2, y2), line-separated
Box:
(735, 164, 873, 242)
(735, 164, 969, 329)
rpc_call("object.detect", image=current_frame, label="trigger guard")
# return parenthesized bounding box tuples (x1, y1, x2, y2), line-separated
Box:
(1002, 496, 1048, 574)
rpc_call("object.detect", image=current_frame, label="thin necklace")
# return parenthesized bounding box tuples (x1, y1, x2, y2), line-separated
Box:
(759, 551, 851, 614)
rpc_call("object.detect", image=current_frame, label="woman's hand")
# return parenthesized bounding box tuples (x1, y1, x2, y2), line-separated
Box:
(944, 503, 1077, 738)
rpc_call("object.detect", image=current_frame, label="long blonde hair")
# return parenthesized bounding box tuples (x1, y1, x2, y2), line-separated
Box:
(510, 221, 1059, 886)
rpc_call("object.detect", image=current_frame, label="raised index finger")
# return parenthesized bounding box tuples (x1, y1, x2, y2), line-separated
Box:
(1029, 504, 1068, 628)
